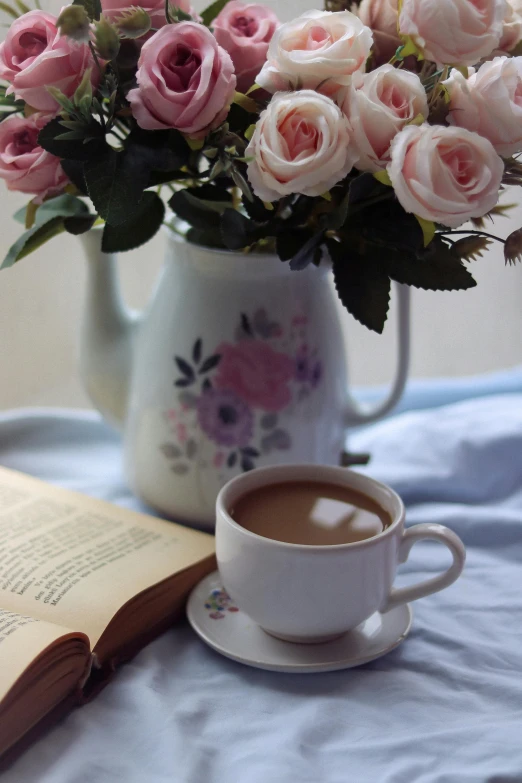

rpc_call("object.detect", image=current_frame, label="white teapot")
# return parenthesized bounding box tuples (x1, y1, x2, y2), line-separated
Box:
(80, 229, 410, 529)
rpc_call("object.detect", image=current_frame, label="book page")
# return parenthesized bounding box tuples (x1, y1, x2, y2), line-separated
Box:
(0, 608, 83, 701)
(0, 467, 215, 645)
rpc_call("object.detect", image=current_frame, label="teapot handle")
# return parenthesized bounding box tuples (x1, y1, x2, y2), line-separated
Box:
(344, 283, 410, 427)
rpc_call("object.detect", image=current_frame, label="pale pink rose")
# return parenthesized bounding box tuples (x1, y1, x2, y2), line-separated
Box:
(214, 340, 294, 412)
(446, 57, 522, 156)
(341, 64, 428, 172)
(499, 0, 522, 50)
(399, 0, 505, 66)
(358, 0, 401, 64)
(101, 0, 195, 33)
(246, 90, 358, 202)
(256, 10, 373, 98)
(127, 23, 236, 135)
(0, 10, 96, 114)
(213, 1, 279, 93)
(0, 113, 69, 202)
(388, 124, 504, 228)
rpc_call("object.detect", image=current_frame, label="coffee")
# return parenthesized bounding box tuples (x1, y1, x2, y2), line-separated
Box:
(230, 480, 392, 546)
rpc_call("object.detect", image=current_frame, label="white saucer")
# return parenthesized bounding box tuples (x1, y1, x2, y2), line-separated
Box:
(186, 571, 413, 674)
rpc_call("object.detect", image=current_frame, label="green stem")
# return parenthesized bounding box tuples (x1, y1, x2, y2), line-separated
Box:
(89, 42, 104, 77)
(165, 219, 185, 237)
(439, 229, 505, 244)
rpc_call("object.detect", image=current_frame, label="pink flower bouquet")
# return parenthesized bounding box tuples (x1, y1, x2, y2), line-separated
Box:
(0, 0, 521, 331)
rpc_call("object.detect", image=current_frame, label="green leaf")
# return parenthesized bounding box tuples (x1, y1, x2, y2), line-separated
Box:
(276, 230, 312, 262)
(288, 233, 323, 271)
(186, 227, 226, 249)
(415, 215, 436, 247)
(184, 135, 204, 151)
(357, 200, 424, 254)
(348, 172, 390, 209)
(233, 91, 259, 114)
(183, 183, 232, 204)
(125, 127, 191, 185)
(385, 237, 477, 290)
(60, 159, 88, 195)
(7, 194, 92, 266)
(38, 117, 105, 161)
(276, 229, 322, 270)
(73, 0, 101, 22)
(63, 214, 97, 235)
(13, 204, 27, 224)
(230, 165, 253, 202)
(220, 209, 262, 250)
(46, 87, 75, 114)
(398, 35, 424, 60)
(33, 194, 90, 227)
(148, 169, 192, 187)
(320, 191, 351, 231)
(373, 170, 392, 187)
(2, 218, 65, 270)
(243, 193, 274, 223)
(169, 190, 221, 232)
(328, 239, 391, 334)
(74, 67, 93, 104)
(200, 0, 230, 26)
(102, 192, 165, 252)
(84, 148, 145, 226)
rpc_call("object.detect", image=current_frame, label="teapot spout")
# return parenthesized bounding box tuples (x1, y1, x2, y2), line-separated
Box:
(79, 229, 138, 430)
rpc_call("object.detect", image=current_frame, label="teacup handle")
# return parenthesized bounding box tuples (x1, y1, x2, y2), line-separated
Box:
(383, 523, 466, 612)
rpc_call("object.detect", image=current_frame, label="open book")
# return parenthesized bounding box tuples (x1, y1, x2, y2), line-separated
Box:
(0, 466, 215, 759)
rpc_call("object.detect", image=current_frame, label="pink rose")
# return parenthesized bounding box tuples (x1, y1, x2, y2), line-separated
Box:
(358, 0, 401, 65)
(341, 64, 428, 172)
(388, 124, 504, 228)
(0, 10, 96, 114)
(214, 340, 294, 412)
(399, 0, 505, 66)
(127, 23, 236, 136)
(213, 1, 279, 93)
(101, 0, 194, 33)
(256, 10, 373, 98)
(0, 113, 69, 202)
(246, 90, 357, 202)
(446, 57, 522, 156)
(499, 0, 522, 51)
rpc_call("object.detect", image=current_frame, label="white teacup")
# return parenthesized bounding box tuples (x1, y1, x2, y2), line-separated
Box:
(216, 465, 466, 643)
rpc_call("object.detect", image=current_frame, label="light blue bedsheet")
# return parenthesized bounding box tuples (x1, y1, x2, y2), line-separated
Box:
(0, 385, 521, 782)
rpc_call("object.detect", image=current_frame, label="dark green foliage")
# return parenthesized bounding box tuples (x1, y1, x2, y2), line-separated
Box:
(101, 192, 165, 252)
(2, 195, 93, 269)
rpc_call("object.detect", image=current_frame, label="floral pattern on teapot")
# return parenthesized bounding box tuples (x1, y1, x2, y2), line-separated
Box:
(160, 309, 323, 475)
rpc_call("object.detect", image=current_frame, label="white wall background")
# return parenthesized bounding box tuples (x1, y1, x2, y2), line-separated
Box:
(0, 0, 521, 411)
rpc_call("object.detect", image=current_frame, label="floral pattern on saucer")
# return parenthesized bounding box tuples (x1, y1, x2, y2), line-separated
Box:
(205, 587, 239, 620)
